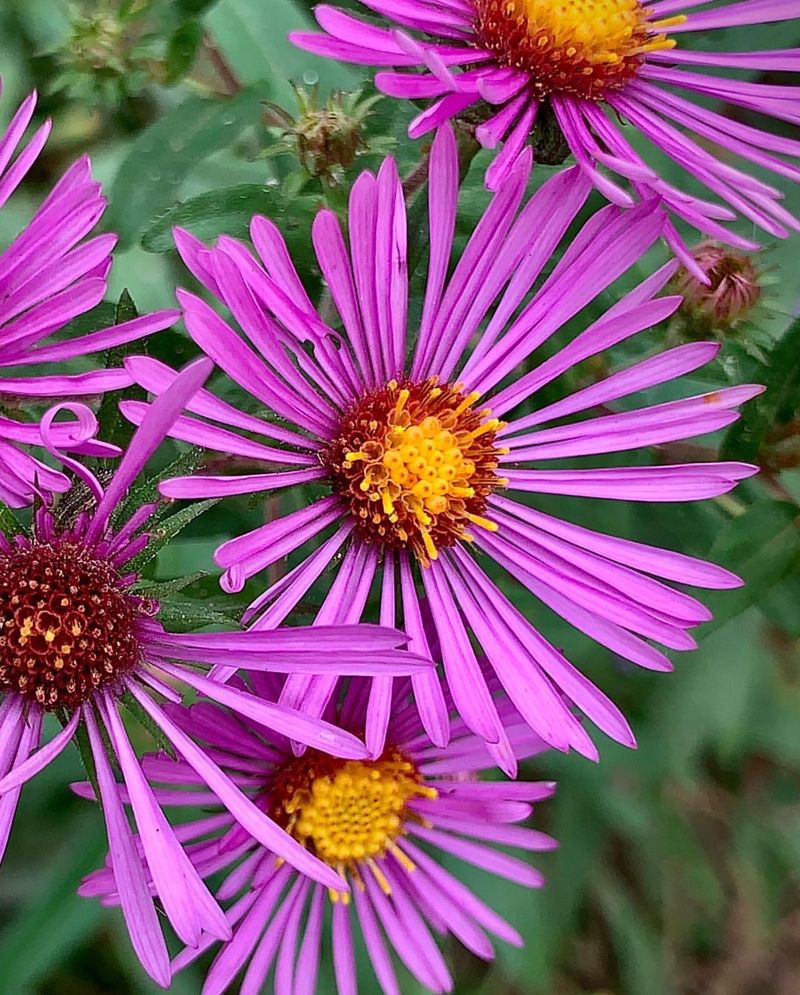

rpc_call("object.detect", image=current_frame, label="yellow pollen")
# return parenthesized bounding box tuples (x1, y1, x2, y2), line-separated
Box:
(267, 749, 436, 895)
(326, 378, 504, 566)
(474, 0, 686, 100)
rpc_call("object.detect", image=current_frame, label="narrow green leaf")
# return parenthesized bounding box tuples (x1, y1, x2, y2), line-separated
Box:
(595, 870, 671, 995)
(127, 498, 219, 573)
(132, 571, 208, 597)
(120, 691, 177, 757)
(155, 598, 243, 631)
(113, 445, 204, 528)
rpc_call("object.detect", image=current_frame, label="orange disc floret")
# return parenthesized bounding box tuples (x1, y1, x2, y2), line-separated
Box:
(266, 746, 436, 900)
(473, 0, 685, 100)
(323, 377, 506, 565)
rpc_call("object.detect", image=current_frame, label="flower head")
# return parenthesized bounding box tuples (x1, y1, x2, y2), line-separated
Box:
(291, 1, 800, 273)
(128, 130, 760, 773)
(0, 83, 178, 506)
(0, 358, 429, 987)
(82, 678, 557, 995)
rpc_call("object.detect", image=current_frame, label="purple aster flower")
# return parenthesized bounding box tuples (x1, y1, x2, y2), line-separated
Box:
(291, 0, 800, 275)
(81, 676, 557, 995)
(127, 131, 759, 773)
(0, 358, 428, 988)
(0, 84, 179, 506)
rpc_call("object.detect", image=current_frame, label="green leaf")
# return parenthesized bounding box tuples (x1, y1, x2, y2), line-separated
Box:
(113, 445, 204, 529)
(721, 317, 800, 461)
(0, 502, 23, 539)
(176, 0, 220, 14)
(132, 571, 208, 597)
(106, 86, 272, 247)
(700, 499, 800, 637)
(90, 290, 147, 456)
(120, 691, 178, 757)
(127, 498, 219, 573)
(141, 183, 319, 253)
(164, 19, 204, 84)
(155, 598, 243, 631)
(595, 870, 671, 995)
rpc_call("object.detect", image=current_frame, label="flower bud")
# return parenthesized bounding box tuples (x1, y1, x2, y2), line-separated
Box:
(674, 242, 762, 332)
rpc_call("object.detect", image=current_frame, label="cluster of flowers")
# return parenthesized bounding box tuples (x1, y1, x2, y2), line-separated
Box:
(0, 2, 797, 991)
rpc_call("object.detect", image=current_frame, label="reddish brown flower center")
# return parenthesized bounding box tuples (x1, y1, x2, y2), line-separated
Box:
(0, 542, 142, 711)
(323, 377, 506, 566)
(267, 747, 435, 899)
(473, 0, 685, 99)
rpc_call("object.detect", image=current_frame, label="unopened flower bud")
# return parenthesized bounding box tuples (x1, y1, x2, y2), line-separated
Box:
(674, 242, 762, 332)
(265, 85, 389, 186)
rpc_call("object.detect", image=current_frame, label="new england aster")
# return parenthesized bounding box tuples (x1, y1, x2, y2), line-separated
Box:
(291, 0, 800, 275)
(81, 676, 557, 995)
(125, 128, 760, 772)
(0, 359, 428, 987)
(0, 84, 178, 507)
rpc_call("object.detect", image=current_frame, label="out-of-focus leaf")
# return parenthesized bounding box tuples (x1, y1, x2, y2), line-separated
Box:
(700, 499, 800, 637)
(164, 20, 204, 84)
(106, 86, 271, 246)
(0, 810, 107, 993)
(595, 870, 672, 995)
(205, 0, 359, 96)
(760, 574, 800, 636)
(176, 0, 220, 14)
(141, 182, 318, 253)
(721, 317, 800, 461)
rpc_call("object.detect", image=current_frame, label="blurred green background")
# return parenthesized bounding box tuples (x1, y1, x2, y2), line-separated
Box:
(1, 1, 800, 993)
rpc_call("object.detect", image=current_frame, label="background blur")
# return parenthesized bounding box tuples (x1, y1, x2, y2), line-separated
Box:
(1, 1, 800, 993)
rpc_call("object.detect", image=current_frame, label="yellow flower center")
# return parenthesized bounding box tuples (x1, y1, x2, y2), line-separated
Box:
(474, 0, 686, 99)
(267, 749, 436, 901)
(324, 378, 506, 565)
